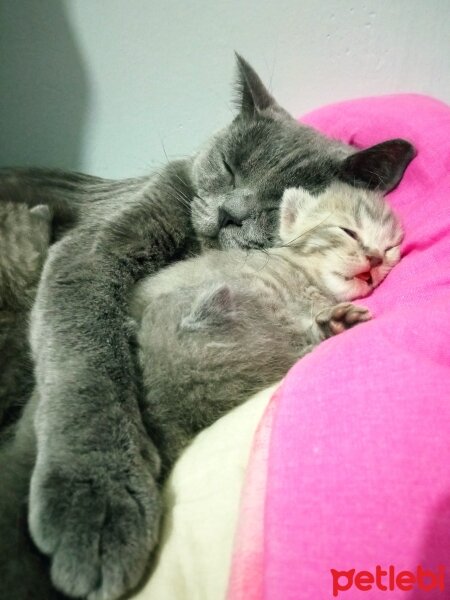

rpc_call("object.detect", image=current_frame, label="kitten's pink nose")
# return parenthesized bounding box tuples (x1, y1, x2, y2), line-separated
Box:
(366, 254, 382, 268)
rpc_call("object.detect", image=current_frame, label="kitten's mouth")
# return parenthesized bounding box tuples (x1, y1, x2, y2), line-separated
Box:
(355, 271, 373, 286)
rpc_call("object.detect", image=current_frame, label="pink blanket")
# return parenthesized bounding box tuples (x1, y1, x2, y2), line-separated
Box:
(228, 94, 450, 599)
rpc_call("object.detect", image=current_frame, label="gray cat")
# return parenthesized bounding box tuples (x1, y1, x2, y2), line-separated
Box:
(0, 202, 51, 429)
(131, 182, 403, 471)
(0, 55, 414, 600)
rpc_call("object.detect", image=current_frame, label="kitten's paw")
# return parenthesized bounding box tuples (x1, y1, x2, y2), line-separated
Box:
(29, 456, 162, 600)
(316, 303, 372, 337)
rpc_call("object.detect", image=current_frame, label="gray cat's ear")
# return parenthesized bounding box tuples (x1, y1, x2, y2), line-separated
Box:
(234, 53, 284, 117)
(339, 139, 416, 193)
(30, 204, 51, 222)
(181, 284, 235, 331)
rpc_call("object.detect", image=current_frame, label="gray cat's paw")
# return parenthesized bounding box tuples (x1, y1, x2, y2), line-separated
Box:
(29, 459, 162, 600)
(316, 302, 372, 337)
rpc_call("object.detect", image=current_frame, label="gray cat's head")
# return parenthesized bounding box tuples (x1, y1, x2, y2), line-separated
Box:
(278, 183, 403, 301)
(190, 54, 415, 251)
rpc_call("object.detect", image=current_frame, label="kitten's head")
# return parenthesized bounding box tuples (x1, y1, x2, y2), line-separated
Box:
(0, 203, 51, 308)
(190, 54, 415, 251)
(278, 183, 403, 301)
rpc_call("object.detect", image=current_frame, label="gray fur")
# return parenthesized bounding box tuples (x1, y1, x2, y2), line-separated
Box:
(0, 54, 415, 600)
(0, 203, 51, 428)
(131, 182, 403, 471)
(0, 393, 65, 600)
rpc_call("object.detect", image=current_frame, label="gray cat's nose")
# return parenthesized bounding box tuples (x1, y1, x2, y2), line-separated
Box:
(218, 207, 242, 228)
(367, 254, 382, 268)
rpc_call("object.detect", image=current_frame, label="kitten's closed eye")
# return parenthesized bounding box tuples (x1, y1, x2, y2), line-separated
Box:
(340, 227, 359, 241)
(385, 245, 401, 259)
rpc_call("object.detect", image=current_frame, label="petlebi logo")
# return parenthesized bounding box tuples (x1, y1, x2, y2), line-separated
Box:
(330, 565, 446, 596)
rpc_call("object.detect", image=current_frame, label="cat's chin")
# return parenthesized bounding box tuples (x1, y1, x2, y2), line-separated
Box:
(196, 226, 261, 250)
(215, 226, 271, 250)
(217, 226, 245, 249)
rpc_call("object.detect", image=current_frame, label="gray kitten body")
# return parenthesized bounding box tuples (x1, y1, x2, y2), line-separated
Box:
(0, 56, 414, 600)
(131, 183, 403, 470)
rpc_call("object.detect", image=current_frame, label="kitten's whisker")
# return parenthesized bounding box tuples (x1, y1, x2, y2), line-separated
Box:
(235, 247, 252, 271)
(279, 211, 335, 248)
(247, 247, 271, 272)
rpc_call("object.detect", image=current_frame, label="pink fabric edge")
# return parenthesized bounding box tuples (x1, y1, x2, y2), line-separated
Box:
(226, 386, 281, 600)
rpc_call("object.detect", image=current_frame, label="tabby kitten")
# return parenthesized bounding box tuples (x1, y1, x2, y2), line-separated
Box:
(131, 182, 403, 470)
(0, 203, 51, 429)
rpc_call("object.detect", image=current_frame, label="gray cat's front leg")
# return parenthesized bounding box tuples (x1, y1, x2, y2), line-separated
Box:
(28, 236, 163, 600)
(315, 302, 372, 338)
(27, 165, 195, 600)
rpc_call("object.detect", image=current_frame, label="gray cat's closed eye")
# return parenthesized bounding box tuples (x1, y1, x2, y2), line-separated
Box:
(222, 156, 235, 183)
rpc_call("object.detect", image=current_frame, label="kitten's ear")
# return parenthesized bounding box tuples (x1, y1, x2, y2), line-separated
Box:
(279, 187, 314, 241)
(339, 139, 416, 193)
(30, 204, 51, 222)
(234, 53, 285, 117)
(181, 284, 235, 331)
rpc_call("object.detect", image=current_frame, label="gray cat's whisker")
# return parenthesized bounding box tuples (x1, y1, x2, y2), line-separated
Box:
(282, 211, 336, 248)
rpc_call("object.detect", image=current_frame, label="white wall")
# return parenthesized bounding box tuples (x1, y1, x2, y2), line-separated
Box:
(1, 0, 448, 178)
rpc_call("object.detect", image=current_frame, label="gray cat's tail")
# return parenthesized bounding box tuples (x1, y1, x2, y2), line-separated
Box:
(0, 167, 150, 241)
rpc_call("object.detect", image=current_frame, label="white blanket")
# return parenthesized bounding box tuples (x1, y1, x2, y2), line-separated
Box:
(133, 384, 277, 600)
